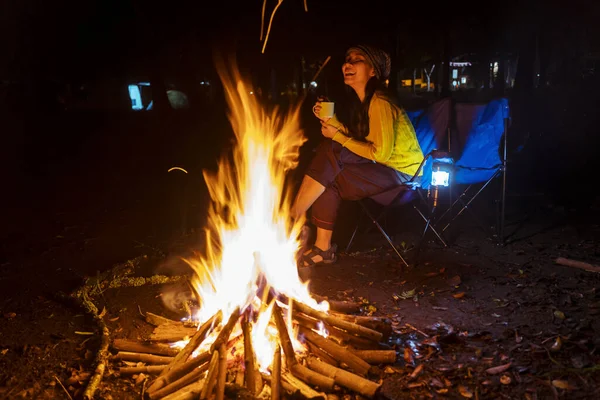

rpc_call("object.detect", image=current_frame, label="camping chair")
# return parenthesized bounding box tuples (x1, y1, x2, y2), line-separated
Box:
(345, 98, 452, 267)
(436, 98, 510, 242)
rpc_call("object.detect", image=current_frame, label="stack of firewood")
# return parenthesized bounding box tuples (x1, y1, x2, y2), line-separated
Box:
(112, 300, 396, 399)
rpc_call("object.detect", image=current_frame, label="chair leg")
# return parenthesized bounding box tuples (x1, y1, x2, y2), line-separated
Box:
(346, 215, 361, 253)
(413, 206, 448, 248)
(359, 201, 409, 269)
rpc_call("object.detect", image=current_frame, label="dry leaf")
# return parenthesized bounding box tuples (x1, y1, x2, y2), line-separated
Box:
(552, 379, 571, 390)
(407, 382, 425, 389)
(425, 272, 439, 277)
(436, 388, 449, 394)
(485, 363, 511, 375)
(384, 366, 402, 374)
(551, 337, 562, 352)
(500, 374, 512, 385)
(515, 331, 523, 343)
(404, 347, 414, 364)
(553, 310, 565, 320)
(458, 385, 473, 398)
(432, 307, 448, 311)
(439, 267, 446, 273)
(409, 364, 424, 379)
(453, 292, 465, 299)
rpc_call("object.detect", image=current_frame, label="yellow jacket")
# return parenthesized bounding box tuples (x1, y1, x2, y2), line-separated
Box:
(328, 93, 424, 177)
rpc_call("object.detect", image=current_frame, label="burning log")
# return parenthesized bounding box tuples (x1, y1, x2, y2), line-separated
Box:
(293, 312, 380, 350)
(306, 342, 339, 367)
(148, 365, 208, 400)
(272, 303, 297, 367)
(119, 365, 166, 375)
(271, 344, 281, 400)
(113, 339, 180, 357)
(200, 351, 220, 399)
(329, 312, 393, 339)
(160, 379, 205, 400)
(310, 295, 361, 314)
(290, 364, 335, 391)
(349, 350, 397, 364)
(145, 351, 211, 395)
(115, 351, 174, 364)
(279, 372, 327, 399)
(272, 303, 334, 391)
(300, 328, 372, 376)
(210, 307, 241, 353)
(307, 357, 381, 398)
(150, 324, 197, 343)
(148, 313, 220, 394)
(216, 344, 228, 400)
(145, 312, 181, 326)
(292, 301, 383, 342)
(241, 312, 261, 395)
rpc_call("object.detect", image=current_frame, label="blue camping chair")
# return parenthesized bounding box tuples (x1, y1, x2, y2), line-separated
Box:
(345, 98, 452, 267)
(437, 98, 510, 241)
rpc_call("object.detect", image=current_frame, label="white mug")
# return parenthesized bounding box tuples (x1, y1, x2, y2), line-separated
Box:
(313, 102, 335, 119)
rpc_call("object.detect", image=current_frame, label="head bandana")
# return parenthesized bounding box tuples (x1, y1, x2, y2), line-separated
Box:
(346, 45, 391, 80)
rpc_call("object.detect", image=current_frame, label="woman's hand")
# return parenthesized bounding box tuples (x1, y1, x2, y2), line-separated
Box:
(320, 120, 338, 139)
(312, 96, 330, 121)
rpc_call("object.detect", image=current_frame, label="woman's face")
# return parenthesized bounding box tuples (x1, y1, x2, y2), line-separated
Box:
(342, 51, 376, 92)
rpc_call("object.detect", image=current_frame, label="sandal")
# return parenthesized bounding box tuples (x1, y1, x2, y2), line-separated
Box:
(300, 244, 338, 267)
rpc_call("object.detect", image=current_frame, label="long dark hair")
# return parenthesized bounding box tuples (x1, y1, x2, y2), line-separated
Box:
(336, 77, 395, 141)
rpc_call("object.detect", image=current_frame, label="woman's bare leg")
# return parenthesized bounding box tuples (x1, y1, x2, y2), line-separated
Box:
(314, 228, 333, 251)
(292, 175, 325, 219)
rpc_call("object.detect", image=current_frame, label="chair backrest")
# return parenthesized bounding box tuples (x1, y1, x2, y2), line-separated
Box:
(405, 97, 452, 189)
(452, 98, 509, 185)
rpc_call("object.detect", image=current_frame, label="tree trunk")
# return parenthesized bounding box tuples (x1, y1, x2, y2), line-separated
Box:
(441, 32, 451, 97)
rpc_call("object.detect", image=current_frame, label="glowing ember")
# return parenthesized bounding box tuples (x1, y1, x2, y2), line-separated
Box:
(182, 59, 329, 369)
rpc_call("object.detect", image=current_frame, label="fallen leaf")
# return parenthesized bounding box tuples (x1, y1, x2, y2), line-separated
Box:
(409, 364, 424, 379)
(554, 310, 565, 320)
(384, 366, 402, 374)
(491, 313, 501, 318)
(407, 382, 425, 389)
(425, 272, 439, 277)
(0, 349, 8, 356)
(432, 307, 448, 311)
(453, 292, 465, 299)
(551, 337, 562, 352)
(552, 380, 572, 390)
(458, 385, 473, 398)
(404, 347, 414, 364)
(439, 268, 446, 273)
(485, 363, 511, 375)
(436, 388, 449, 394)
(500, 374, 512, 385)
(3, 313, 16, 319)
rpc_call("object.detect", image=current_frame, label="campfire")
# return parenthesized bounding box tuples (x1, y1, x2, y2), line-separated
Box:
(110, 61, 396, 399)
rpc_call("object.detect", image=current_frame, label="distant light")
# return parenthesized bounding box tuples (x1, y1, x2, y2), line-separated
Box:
(137, 82, 151, 86)
(310, 81, 318, 88)
(249, 91, 254, 95)
(128, 85, 143, 111)
(385, 79, 390, 87)
(460, 76, 467, 84)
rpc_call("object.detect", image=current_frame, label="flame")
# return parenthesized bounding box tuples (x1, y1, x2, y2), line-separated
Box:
(182, 57, 328, 367)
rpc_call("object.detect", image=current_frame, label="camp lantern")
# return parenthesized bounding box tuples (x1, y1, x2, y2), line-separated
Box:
(431, 150, 454, 187)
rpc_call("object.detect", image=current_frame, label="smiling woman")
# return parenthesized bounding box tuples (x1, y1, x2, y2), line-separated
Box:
(291, 44, 424, 268)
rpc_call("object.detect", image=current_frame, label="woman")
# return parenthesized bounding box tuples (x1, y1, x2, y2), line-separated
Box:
(293, 45, 424, 267)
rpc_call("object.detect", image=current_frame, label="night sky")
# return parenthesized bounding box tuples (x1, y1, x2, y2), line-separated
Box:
(1, 0, 598, 85)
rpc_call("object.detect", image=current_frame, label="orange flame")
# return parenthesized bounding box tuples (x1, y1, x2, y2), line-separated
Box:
(183, 57, 328, 368)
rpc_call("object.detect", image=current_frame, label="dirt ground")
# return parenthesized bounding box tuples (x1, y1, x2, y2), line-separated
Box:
(1, 86, 600, 399)
(2, 174, 600, 400)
